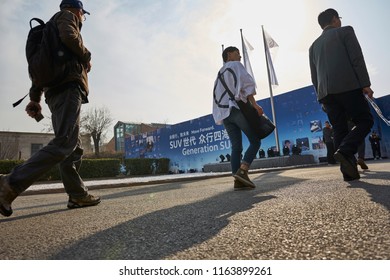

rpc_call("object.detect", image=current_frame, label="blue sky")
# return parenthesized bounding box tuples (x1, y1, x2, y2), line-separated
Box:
(1, 0, 389, 140)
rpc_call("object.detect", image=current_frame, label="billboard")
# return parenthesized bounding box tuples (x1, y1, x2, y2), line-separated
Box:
(125, 86, 390, 172)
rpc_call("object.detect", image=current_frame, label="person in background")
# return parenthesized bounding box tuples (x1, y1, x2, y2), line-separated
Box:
(0, 0, 100, 218)
(212, 46, 263, 190)
(369, 131, 382, 159)
(282, 140, 291, 156)
(322, 121, 336, 164)
(309, 8, 374, 181)
(258, 149, 265, 159)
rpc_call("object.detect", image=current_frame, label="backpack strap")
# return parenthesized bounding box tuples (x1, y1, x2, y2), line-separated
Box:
(12, 94, 28, 107)
(29, 18, 45, 29)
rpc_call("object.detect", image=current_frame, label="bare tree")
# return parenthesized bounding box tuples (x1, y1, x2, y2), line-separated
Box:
(80, 106, 113, 156)
(41, 114, 53, 133)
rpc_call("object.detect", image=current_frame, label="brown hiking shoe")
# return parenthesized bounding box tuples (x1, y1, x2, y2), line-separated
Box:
(67, 194, 101, 209)
(0, 174, 18, 217)
(233, 168, 256, 188)
(234, 179, 254, 191)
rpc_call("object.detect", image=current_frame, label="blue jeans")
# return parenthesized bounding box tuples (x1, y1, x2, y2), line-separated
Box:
(223, 107, 261, 174)
(8, 85, 88, 198)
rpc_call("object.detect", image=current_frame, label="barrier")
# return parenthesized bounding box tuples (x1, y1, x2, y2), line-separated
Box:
(203, 154, 316, 172)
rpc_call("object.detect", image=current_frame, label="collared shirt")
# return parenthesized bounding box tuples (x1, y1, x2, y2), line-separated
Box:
(212, 61, 256, 125)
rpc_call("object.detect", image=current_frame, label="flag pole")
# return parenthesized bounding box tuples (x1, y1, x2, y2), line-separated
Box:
(262, 25, 280, 153)
(240, 29, 247, 69)
(221, 44, 224, 64)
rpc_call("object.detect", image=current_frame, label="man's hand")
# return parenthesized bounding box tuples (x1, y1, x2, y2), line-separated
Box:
(363, 87, 374, 99)
(248, 94, 263, 116)
(86, 61, 92, 73)
(254, 103, 264, 116)
(25, 101, 42, 119)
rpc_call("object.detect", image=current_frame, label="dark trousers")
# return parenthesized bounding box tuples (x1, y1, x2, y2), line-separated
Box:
(357, 141, 366, 159)
(9, 85, 88, 198)
(371, 144, 381, 158)
(322, 89, 373, 158)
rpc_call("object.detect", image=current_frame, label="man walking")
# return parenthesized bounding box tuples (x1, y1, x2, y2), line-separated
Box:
(322, 121, 336, 164)
(0, 0, 100, 217)
(213, 46, 263, 190)
(309, 8, 374, 181)
(369, 131, 382, 159)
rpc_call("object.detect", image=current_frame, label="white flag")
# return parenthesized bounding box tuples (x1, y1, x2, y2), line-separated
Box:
(241, 34, 256, 86)
(263, 30, 279, 86)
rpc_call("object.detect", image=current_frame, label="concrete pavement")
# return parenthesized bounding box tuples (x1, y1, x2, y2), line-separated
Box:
(0, 160, 389, 260)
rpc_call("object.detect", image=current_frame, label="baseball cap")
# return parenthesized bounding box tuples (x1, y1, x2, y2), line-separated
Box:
(60, 0, 90, 15)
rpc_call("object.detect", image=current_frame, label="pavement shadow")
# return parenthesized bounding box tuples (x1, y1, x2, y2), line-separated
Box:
(50, 174, 305, 260)
(348, 170, 390, 212)
(0, 208, 69, 223)
(101, 181, 185, 200)
(1, 182, 186, 223)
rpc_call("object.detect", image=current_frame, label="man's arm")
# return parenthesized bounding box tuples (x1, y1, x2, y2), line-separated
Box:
(56, 11, 91, 64)
(309, 46, 318, 91)
(343, 26, 373, 98)
(25, 84, 43, 121)
(247, 94, 263, 116)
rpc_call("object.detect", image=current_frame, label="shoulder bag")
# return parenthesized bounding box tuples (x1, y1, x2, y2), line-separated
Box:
(218, 71, 275, 140)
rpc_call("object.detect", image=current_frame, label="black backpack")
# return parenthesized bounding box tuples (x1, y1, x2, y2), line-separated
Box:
(26, 14, 71, 88)
(13, 14, 72, 108)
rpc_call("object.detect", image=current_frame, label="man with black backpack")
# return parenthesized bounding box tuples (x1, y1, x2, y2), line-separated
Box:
(0, 0, 100, 217)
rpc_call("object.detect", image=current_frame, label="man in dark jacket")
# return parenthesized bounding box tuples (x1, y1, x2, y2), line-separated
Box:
(309, 8, 374, 181)
(323, 121, 336, 164)
(0, 0, 100, 217)
(369, 131, 382, 159)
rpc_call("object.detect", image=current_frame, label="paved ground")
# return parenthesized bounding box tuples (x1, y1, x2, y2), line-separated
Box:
(0, 160, 389, 260)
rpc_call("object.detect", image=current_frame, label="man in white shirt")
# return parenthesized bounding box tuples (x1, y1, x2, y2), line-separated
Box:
(213, 46, 263, 190)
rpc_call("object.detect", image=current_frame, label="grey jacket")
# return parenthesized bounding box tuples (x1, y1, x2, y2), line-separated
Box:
(309, 26, 370, 101)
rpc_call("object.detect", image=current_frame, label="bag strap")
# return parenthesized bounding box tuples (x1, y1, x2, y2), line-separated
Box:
(13, 94, 28, 108)
(217, 68, 237, 100)
(214, 68, 238, 109)
(213, 73, 229, 109)
(217, 71, 235, 101)
(218, 68, 257, 113)
(29, 18, 45, 29)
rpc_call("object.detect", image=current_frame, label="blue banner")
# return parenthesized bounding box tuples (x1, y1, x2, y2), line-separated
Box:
(125, 86, 390, 173)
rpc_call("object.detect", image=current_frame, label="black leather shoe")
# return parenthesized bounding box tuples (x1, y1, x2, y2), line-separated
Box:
(343, 173, 360, 182)
(334, 150, 360, 180)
